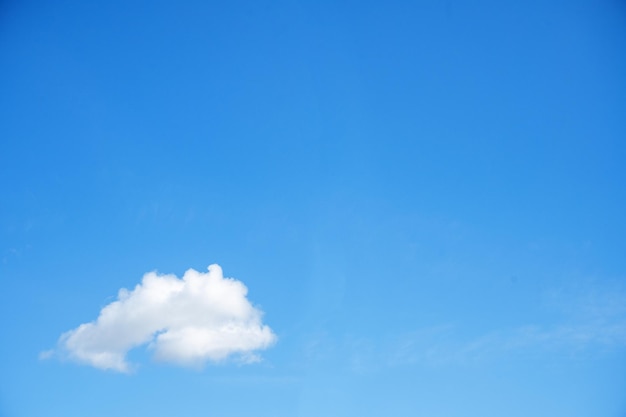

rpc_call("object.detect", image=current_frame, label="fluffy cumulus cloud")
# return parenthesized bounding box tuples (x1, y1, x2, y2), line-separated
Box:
(55, 264, 276, 372)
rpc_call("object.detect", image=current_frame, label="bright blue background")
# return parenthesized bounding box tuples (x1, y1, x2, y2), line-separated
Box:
(1, 0, 625, 416)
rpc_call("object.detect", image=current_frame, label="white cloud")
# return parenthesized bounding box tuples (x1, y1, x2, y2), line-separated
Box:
(55, 264, 276, 372)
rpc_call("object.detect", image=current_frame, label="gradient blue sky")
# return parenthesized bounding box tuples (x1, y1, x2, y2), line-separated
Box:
(1, 0, 626, 416)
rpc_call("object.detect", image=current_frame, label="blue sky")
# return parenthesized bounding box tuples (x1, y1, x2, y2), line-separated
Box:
(1, 0, 626, 415)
